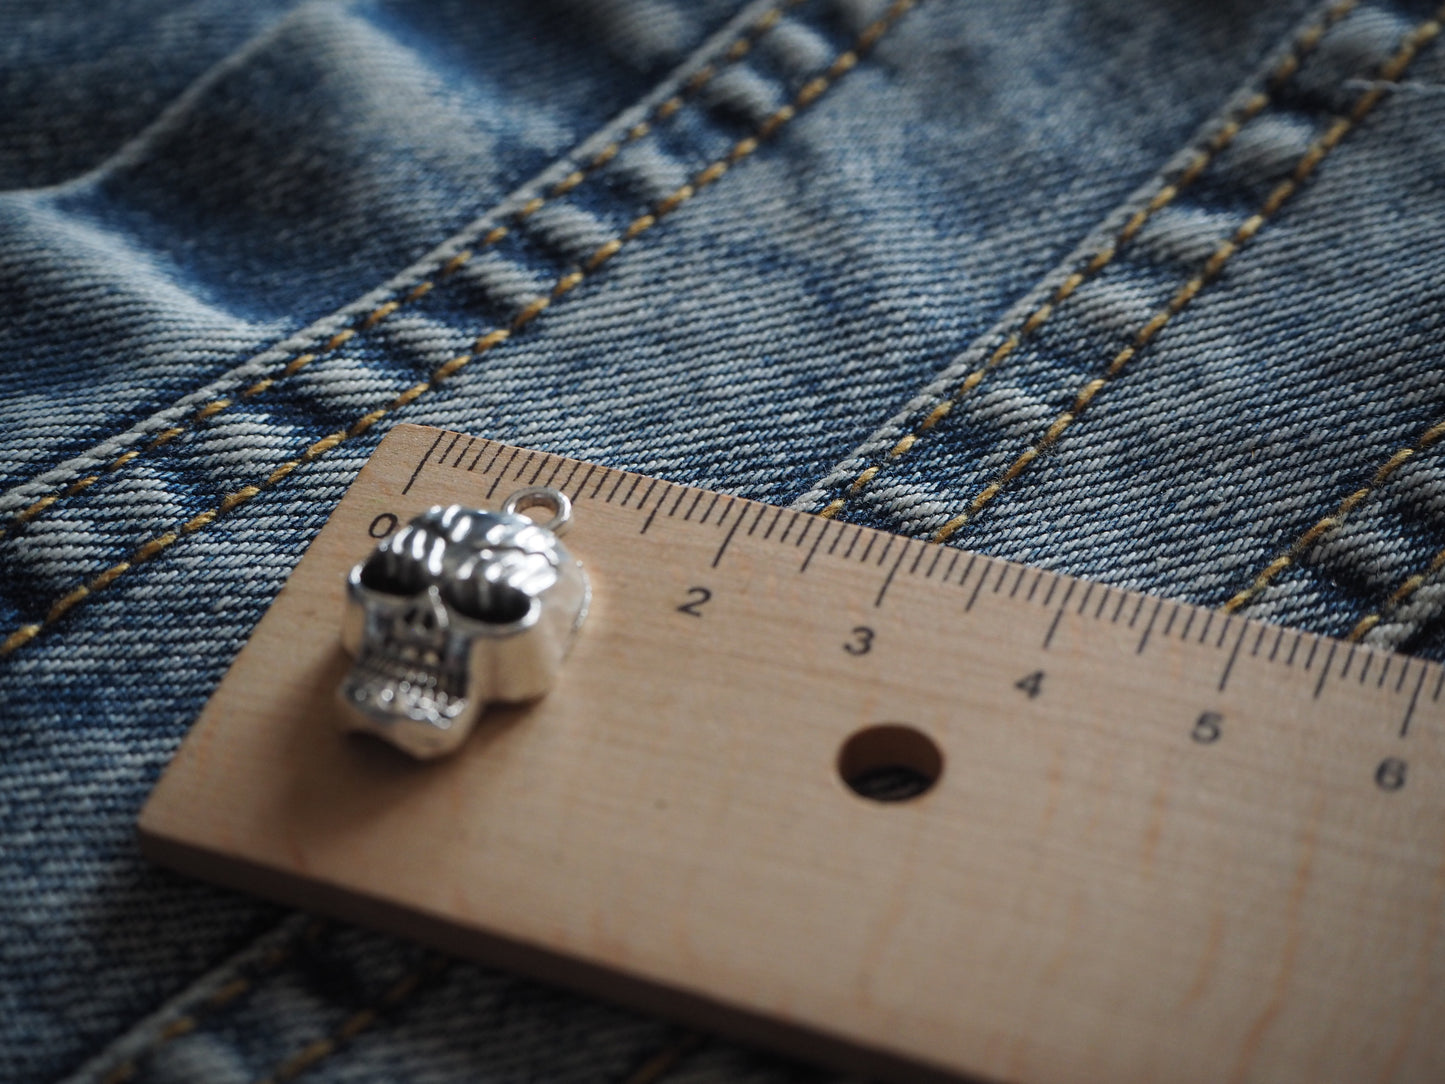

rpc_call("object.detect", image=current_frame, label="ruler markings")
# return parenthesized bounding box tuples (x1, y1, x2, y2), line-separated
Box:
(622, 475, 646, 508)
(926, 546, 947, 580)
(401, 428, 447, 495)
(683, 490, 706, 522)
(1401, 664, 1428, 737)
(1137, 601, 1165, 654)
(699, 491, 720, 525)
(473, 442, 502, 474)
(486, 448, 521, 498)
(778, 511, 799, 544)
(988, 561, 1005, 593)
(1042, 603, 1067, 651)
(1218, 624, 1248, 692)
(875, 543, 910, 608)
(1341, 644, 1358, 683)
(451, 435, 476, 468)
(713, 503, 747, 568)
(875, 535, 895, 570)
(800, 520, 828, 572)
(955, 553, 978, 591)
(635, 480, 663, 529)
(1044, 579, 1076, 625)
(747, 504, 770, 538)
(909, 542, 930, 577)
(941, 550, 961, 585)
(964, 558, 990, 612)
(1161, 604, 1181, 641)
(1303, 635, 1321, 671)
(666, 487, 689, 520)
(1287, 632, 1304, 668)
(761, 507, 786, 541)
(1314, 643, 1338, 699)
(1042, 574, 1061, 609)
(1215, 616, 1232, 650)
(442, 431, 1445, 740)
(436, 432, 462, 476)
(571, 464, 596, 500)
(1024, 569, 1041, 603)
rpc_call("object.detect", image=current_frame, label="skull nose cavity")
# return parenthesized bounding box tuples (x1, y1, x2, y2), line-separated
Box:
(401, 589, 450, 636)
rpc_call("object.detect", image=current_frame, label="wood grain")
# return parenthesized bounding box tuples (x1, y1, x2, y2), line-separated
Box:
(141, 424, 1445, 1083)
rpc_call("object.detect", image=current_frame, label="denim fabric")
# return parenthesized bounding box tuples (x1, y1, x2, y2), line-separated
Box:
(3, 0, 1444, 1080)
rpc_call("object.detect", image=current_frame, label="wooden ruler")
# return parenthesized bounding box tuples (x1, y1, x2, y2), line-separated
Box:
(140, 423, 1445, 1084)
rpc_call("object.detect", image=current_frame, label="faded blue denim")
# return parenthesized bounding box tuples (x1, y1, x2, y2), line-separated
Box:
(2, 0, 1444, 1080)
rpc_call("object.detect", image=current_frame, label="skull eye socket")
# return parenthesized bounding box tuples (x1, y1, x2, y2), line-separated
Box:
(358, 527, 447, 596)
(442, 578, 532, 625)
(358, 551, 428, 596)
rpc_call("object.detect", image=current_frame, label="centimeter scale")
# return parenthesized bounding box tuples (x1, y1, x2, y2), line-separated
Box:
(141, 424, 1445, 1084)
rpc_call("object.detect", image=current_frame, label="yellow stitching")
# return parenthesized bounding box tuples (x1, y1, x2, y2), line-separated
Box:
(252, 959, 447, 1084)
(1224, 417, 1445, 613)
(97, 922, 321, 1084)
(621, 1033, 706, 1084)
(0, 0, 809, 544)
(0, 2, 913, 660)
(930, 7, 1439, 545)
(826, 0, 1358, 520)
(1347, 543, 1445, 642)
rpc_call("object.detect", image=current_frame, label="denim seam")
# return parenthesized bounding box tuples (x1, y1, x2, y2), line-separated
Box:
(64, 917, 323, 1084)
(248, 958, 450, 1084)
(617, 1033, 707, 1084)
(808, 0, 1360, 523)
(1347, 516, 1445, 642)
(923, 7, 1444, 544)
(0, 0, 805, 542)
(0, 0, 920, 632)
(43, 4, 920, 1076)
(1223, 416, 1445, 617)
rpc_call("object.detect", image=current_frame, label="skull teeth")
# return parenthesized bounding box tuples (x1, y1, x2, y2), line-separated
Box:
(346, 645, 467, 722)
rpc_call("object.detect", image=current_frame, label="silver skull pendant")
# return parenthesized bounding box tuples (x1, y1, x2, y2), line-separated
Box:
(338, 489, 589, 758)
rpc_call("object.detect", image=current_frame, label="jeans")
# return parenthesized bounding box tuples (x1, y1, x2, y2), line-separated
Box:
(3, 0, 1443, 1080)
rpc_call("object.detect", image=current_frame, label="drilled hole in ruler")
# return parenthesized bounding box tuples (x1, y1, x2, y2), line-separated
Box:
(837, 724, 943, 803)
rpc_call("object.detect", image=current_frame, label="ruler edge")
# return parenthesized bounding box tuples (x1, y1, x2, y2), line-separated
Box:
(137, 826, 963, 1084)
(137, 422, 1445, 1083)
(369, 424, 1445, 700)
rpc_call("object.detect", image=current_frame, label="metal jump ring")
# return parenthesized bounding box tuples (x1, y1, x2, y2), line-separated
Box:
(501, 486, 573, 535)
